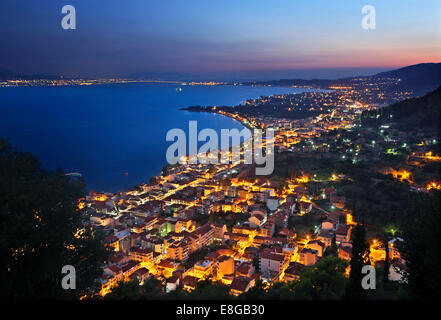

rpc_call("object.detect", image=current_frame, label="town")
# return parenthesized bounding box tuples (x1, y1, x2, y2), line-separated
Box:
(80, 76, 441, 298)
(0, 78, 227, 88)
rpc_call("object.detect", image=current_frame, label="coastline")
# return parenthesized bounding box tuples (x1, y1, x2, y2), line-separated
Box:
(116, 84, 310, 193)
(123, 86, 315, 194)
(182, 107, 257, 130)
(0, 83, 306, 193)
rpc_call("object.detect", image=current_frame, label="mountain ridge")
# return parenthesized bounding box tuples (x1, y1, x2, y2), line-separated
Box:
(2, 63, 440, 95)
(361, 85, 441, 131)
(245, 62, 441, 96)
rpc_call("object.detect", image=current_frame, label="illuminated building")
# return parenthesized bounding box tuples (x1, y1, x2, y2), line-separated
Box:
(193, 260, 214, 279)
(335, 224, 351, 244)
(129, 247, 153, 262)
(167, 240, 190, 262)
(299, 248, 318, 266)
(188, 224, 214, 252)
(229, 276, 255, 296)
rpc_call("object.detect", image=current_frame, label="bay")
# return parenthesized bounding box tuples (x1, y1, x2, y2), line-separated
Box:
(0, 83, 312, 192)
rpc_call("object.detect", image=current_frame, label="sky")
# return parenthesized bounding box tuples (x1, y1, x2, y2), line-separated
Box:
(0, 0, 440, 80)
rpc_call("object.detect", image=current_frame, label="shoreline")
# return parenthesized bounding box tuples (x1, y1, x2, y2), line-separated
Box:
(182, 107, 257, 130)
(108, 85, 310, 194)
(1, 83, 307, 194)
(111, 86, 314, 194)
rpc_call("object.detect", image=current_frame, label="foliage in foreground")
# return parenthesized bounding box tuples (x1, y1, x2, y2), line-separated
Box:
(0, 137, 111, 298)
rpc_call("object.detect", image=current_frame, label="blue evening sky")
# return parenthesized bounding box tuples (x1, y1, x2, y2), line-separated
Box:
(0, 0, 439, 79)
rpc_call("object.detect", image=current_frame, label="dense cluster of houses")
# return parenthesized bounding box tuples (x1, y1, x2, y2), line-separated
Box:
(80, 150, 409, 297)
(79, 166, 371, 297)
(79, 82, 418, 297)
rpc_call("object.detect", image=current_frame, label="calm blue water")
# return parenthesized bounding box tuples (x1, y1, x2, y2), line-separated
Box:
(0, 83, 309, 192)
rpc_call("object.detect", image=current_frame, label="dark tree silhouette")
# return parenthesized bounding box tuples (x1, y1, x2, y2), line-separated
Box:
(383, 235, 390, 284)
(0, 138, 110, 298)
(399, 191, 441, 299)
(347, 223, 370, 300)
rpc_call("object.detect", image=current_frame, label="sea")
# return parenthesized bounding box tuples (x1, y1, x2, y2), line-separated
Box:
(0, 83, 313, 192)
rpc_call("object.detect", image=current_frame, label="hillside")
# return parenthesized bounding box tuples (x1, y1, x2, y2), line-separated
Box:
(361, 85, 441, 132)
(0, 68, 20, 80)
(372, 63, 441, 95)
(244, 63, 441, 97)
(0, 68, 62, 80)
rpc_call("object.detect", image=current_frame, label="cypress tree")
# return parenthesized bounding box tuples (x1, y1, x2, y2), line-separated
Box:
(383, 235, 390, 283)
(347, 223, 370, 300)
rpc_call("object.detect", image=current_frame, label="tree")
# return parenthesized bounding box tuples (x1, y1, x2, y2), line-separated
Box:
(185, 278, 232, 300)
(239, 279, 266, 300)
(331, 233, 337, 250)
(104, 277, 164, 300)
(399, 191, 441, 299)
(104, 279, 143, 300)
(287, 256, 348, 300)
(324, 235, 338, 257)
(249, 257, 348, 300)
(252, 256, 260, 274)
(141, 277, 163, 299)
(0, 138, 110, 298)
(383, 235, 390, 284)
(347, 223, 370, 300)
